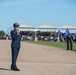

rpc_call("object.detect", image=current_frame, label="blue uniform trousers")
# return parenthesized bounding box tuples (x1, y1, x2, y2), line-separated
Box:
(11, 47, 20, 67)
(66, 37, 72, 50)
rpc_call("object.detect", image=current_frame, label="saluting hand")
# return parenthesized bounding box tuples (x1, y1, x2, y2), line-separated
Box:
(17, 29, 20, 35)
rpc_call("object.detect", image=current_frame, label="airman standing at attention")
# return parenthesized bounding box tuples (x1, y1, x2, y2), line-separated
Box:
(11, 23, 22, 71)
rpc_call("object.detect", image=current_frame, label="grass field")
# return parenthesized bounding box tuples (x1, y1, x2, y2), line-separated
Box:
(24, 41, 67, 49)
(24, 41, 76, 51)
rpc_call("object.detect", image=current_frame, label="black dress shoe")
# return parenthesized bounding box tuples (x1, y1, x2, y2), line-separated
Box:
(11, 66, 20, 71)
(11, 68, 20, 71)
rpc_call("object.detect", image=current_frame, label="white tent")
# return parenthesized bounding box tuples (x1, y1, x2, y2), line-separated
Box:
(19, 24, 35, 29)
(60, 25, 76, 30)
(38, 24, 56, 29)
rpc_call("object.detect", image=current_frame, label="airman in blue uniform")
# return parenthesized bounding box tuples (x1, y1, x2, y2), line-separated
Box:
(64, 29, 72, 50)
(11, 23, 22, 71)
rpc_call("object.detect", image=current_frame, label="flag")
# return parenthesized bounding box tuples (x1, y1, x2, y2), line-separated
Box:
(64, 29, 70, 37)
(56, 30, 62, 37)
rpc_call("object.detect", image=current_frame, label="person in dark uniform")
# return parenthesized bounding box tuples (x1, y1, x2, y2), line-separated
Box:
(11, 23, 22, 71)
(74, 33, 76, 52)
(74, 33, 76, 43)
(66, 35, 72, 50)
(64, 29, 72, 50)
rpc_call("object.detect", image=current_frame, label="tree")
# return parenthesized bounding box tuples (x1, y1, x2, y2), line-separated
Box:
(0, 31, 5, 36)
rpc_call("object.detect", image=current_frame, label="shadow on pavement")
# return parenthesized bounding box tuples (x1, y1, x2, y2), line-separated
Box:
(0, 68, 11, 71)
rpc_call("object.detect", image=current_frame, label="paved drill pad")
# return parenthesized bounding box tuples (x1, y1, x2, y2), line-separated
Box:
(0, 40, 76, 75)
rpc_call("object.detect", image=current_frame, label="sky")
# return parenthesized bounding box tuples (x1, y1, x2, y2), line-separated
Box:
(0, 0, 76, 33)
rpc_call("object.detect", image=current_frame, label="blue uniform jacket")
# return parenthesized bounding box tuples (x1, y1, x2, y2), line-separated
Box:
(11, 30, 22, 48)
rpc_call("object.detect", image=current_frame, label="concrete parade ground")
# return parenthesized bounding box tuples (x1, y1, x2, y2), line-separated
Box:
(0, 40, 76, 75)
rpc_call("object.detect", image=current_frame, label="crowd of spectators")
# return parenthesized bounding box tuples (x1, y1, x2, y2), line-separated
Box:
(21, 33, 76, 43)
(0, 31, 76, 43)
